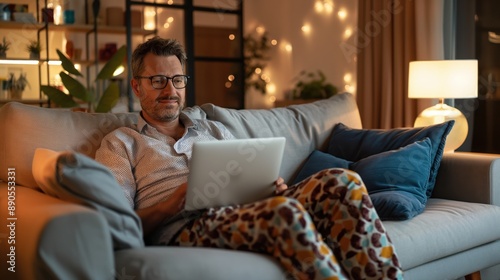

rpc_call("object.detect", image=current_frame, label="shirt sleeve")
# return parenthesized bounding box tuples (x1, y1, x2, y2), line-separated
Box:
(95, 131, 137, 209)
(215, 121, 236, 140)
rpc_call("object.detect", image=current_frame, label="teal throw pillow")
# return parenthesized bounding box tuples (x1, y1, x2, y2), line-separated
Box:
(327, 121, 454, 198)
(33, 149, 144, 250)
(293, 138, 433, 220)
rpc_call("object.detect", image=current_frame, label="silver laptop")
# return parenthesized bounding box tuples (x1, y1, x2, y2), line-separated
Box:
(185, 137, 286, 211)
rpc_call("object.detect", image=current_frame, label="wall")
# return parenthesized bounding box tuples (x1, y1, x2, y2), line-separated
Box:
(244, 0, 358, 108)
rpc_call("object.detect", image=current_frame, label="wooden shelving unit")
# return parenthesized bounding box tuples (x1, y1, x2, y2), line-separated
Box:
(0, 1, 156, 107)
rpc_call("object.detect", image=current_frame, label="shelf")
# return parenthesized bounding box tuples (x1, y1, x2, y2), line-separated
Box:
(0, 21, 155, 35)
(0, 59, 62, 65)
(0, 99, 49, 105)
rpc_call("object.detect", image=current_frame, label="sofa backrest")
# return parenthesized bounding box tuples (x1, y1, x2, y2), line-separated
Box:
(0, 92, 361, 188)
(0, 103, 138, 188)
(201, 92, 362, 183)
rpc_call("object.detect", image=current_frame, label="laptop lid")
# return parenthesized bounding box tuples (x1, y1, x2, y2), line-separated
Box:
(185, 137, 286, 211)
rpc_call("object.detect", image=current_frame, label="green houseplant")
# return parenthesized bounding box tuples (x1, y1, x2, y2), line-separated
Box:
(291, 70, 338, 99)
(0, 37, 11, 59)
(244, 30, 272, 94)
(26, 40, 42, 59)
(41, 45, 126, 112)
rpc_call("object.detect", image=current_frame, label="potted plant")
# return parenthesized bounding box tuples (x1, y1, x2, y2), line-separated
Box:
(0, 37, 10, 59)
(41, 45, 126, 112)
(26, 40, 42, 59)
(6, 72, 30, 99)
(244, 30, 272, 94)
(291, 70, 338, 100)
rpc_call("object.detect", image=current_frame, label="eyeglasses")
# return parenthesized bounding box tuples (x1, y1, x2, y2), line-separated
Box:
(135, 74, 190, 89)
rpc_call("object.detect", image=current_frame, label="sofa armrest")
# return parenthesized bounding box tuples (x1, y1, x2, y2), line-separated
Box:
(432, 152, 500, 206)
(0, 184, 114, 280)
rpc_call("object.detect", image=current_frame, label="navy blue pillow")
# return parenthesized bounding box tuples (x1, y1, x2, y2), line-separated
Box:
(293, 138, 433, 220)
(327, 121, 454, 198)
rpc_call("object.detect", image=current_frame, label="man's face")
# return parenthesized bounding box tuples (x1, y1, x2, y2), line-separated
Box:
(131, 53, 185, 124)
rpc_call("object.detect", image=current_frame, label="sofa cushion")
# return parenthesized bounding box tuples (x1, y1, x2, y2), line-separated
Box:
(115, 247, 284, 280)
(327, 121, 454, 198)
(385, 199, 500, 271)
(293, 138, 432, 220)
(201, 92, 362, 183)
(32, 148, 144, 250)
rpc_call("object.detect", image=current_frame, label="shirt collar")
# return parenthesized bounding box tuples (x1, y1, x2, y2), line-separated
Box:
(137, 111, 197, 134)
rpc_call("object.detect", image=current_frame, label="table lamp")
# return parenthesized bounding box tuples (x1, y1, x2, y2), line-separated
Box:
(408, 60, 478, 152)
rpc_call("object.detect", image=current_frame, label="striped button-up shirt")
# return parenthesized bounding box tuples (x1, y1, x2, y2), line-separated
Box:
(95, 112, 234, 244)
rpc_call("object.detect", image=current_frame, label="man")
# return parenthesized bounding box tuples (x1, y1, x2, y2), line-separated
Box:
(96, 36, 403, 279)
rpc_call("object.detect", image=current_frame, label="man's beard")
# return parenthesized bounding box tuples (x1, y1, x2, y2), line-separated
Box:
(139, 89, 184, 122)
(157, 101, 183, 122)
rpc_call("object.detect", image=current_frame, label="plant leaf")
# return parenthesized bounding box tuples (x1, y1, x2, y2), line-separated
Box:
(96, 45, 127, 80)
(95, 82, 120, 112)
(60, 72, 91, 102)
(40, 85, 78, 108)
(56, 49, 82, 77)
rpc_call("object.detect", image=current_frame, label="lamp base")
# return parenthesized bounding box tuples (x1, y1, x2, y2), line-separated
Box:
(414, 103, 468, 152)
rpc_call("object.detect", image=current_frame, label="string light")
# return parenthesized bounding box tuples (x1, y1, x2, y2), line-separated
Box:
(343, 27, 353, 39)
(315, 0, 334, 14)
(256, 26, 266, 35)
(301, 24, 311, 34)
(338, 8, 347, 20)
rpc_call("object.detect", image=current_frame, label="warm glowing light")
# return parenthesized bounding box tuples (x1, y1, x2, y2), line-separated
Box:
(268, 95, 276, 103)
(225, 82, 232, 88)
(229, 34, 235, 40)
(54, 4, 63, 25)
(285, 44, 293, 52)
(228, 75, 235, 81)
(301, 24, 311, 34)
(255, 68, 262, 74)
(75, 64, 81, 71)
(344, 84, 356, 93)
(314, 1, 324, 13)
(0, 60, 62, 65)
(344, 73, 352, 83)
(315, 0, 334, 14)
(266, 83, 276, 94)
(167, 17, 174, 23)
(163, 23, 170, 28)
(261, 74, 270, 83)
(1, 60, 38, 65)
(146, 10, 156, 17)
(256, 26, 266, 35)
(144, 7, 156, 30)
(338, 9, 347, 20)
(271, 39, 278, 45)
(113, 65, 125, 77)
(344, 27, 353, 39)
(167, 0, 174, 4)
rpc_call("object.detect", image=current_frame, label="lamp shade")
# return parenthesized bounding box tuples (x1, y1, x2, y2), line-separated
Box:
(408, 60, 478, 99)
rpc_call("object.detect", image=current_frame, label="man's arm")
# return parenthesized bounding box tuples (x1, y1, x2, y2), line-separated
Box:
(136, 183, 187, 236)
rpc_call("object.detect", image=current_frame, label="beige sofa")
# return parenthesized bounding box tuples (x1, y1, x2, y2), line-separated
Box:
(1, 92, 500, 280)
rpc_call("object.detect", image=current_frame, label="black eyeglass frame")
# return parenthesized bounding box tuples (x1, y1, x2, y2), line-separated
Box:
(134, 74, 190, 89)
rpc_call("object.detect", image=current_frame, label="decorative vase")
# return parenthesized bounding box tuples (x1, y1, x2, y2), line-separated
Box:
(0, 51, 5, 59)
(29, 52, 40, 60)
(9, 89, 23, 99)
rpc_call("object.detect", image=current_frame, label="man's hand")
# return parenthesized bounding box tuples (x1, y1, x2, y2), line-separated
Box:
(275, 177, 288, 195)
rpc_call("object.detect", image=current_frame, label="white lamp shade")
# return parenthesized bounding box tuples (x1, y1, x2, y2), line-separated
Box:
(408, 60, 478, 99)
